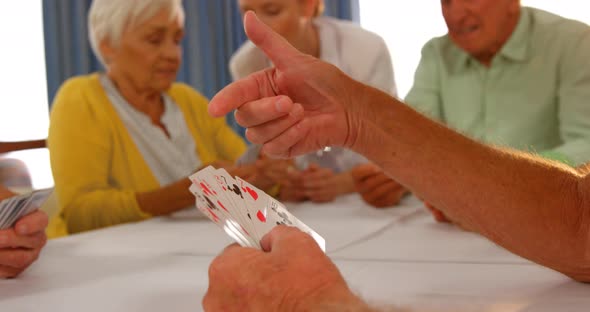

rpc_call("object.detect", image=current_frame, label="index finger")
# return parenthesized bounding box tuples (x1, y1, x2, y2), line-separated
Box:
(0, 228, 46, 249)
(209, 69, 279, 117)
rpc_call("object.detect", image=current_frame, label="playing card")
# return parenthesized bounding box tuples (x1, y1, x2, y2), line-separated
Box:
(23, 188, 52, 216)
(211, 168, 261, 241)
(188, 166, 325, 252)
(0, 197, 20, 229)
(190, 187, 254, 248)
(235, 176, 326, 252)
(0, 188, 52, 230)
(2, 197, 29, 229)
(189, 167, 260, 248)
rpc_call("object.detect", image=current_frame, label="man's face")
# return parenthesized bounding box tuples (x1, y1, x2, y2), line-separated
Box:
(441, 0, 520, 59)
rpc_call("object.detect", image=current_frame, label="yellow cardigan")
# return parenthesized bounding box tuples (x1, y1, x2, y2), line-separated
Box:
(47, 74, 246, 238)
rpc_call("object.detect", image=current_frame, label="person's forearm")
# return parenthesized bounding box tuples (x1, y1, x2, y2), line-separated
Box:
(350, 84, 590, 281)
(136, 178, 194, 216)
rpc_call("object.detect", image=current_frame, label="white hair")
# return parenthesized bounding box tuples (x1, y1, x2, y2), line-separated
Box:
(88, 0, 185, 68)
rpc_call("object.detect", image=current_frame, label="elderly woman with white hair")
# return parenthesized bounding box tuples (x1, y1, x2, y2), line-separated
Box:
(46, 0, 252, 237)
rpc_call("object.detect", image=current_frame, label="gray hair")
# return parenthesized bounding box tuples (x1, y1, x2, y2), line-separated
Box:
(88, 0, 185, 68)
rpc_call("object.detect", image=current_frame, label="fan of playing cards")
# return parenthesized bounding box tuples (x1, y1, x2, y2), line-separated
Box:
(0, 188, 52, 230)
(189, 166, 325, 251)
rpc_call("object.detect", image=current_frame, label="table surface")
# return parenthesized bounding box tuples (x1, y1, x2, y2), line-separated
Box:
(1, 194, 588, 312)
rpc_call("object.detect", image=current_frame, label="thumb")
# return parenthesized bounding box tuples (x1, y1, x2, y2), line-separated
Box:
(260, 225, 299, 252)
(244, 11, 301, 69)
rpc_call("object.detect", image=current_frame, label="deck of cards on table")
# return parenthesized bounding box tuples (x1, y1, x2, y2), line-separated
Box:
(0, 188, 52, 230)
(189, 166, 325, 251)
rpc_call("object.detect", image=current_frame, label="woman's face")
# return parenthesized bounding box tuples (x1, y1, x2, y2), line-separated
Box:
(238, 0, 315, 50)
(101, 8, 184, 92)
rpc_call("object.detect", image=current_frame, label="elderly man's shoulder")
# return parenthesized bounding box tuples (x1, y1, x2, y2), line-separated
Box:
(528, 7, 590, 38)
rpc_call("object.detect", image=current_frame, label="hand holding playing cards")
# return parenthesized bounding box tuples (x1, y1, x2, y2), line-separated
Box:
(352, 164, 409, 208)
(209, 11, 365, 159)
(0, 210, 48, 278)
(203, 226, 368, 312)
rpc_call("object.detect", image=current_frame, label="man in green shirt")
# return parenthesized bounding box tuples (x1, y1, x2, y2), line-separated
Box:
(354, 0, 590, 214)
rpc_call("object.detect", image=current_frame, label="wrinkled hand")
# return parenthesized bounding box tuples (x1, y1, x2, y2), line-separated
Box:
(209, 11, 364, 159)
(0, 210, 48, 278)
(300, 164, 354, 203)
(203, 226, 365, 311)
(351, 164, 408, 208)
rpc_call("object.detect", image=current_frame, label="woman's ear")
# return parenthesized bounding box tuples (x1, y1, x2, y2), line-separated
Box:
(99, 39, 115, 65)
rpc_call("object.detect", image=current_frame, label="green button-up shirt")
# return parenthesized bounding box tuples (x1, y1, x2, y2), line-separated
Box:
(405, 7, 590, 166)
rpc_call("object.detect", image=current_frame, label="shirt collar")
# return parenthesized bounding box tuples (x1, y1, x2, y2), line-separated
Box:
(497, 7, 531, 62)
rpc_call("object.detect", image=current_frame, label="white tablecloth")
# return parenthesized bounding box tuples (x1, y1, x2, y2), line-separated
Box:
(1, 194, 588, 311)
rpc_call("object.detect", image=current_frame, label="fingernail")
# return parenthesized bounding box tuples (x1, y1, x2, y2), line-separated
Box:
(275, 97, 289, 113)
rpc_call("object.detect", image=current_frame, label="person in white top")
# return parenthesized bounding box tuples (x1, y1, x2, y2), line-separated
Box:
(231, 0, 405, 204)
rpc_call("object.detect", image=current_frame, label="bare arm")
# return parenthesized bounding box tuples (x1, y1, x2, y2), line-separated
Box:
(135, 178, 193, 216)
(206, 14, 590, 311)
(353, 85, 590, 281)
